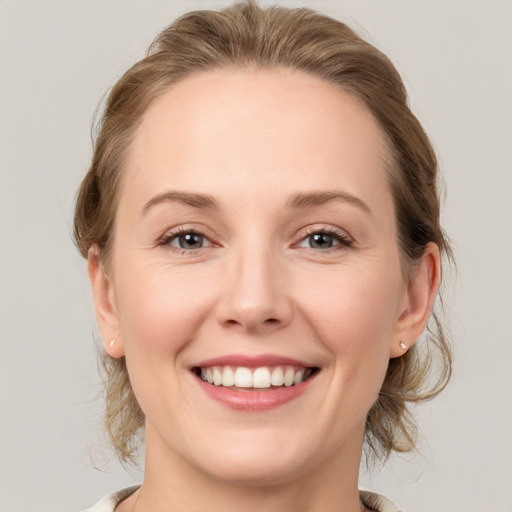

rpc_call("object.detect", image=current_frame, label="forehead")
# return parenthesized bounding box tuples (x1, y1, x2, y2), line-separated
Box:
(122, 67, 392, 214)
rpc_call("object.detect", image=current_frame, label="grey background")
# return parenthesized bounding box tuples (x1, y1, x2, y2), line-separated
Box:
(1, 1, 511, 511)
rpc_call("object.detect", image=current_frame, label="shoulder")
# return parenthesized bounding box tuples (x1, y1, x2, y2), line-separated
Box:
(79, 486, 140, 512)
(82, 486, 401, 512)
(360, 490, 405, 512)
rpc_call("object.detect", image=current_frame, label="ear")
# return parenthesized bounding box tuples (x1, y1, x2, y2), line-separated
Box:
(390, 242, 441, 358)
(87, 246, 125, 358)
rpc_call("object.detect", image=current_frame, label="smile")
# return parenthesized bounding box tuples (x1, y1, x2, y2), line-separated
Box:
(191, 356, 320, 411)
(195, 365, 317, 389)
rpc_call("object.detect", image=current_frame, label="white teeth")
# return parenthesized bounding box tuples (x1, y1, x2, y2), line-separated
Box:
(234, 367, 253, 387)
(284, 367, 295, 387)
(213, 367, 222, 386)
(293, 369, 305, 385)
(222, 366, 235, 387)
(199, 365, 314, 388)
(271, 366, 284, 386)
(253, 367, 271, 388)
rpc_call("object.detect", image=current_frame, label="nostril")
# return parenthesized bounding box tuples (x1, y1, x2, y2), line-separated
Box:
(219, 306, 291, 332)
(224, 318, 279, 327)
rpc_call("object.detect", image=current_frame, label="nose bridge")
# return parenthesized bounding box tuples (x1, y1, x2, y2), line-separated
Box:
(217, 236, 292, 333)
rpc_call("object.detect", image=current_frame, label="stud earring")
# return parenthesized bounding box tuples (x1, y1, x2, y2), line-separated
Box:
(110, 339, 116, 348)
(399, 341, 407, 350)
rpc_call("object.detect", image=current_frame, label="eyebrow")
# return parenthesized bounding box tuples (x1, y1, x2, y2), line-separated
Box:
(287, 190, 373, 217)
(141, 189, 372, 217)
(142, 191, 219, 216)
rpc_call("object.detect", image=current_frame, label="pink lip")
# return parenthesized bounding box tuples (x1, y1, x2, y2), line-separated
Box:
(193, 353, 314, 368)
(195, 373, 317, 411)
(191, 354, 319, 411)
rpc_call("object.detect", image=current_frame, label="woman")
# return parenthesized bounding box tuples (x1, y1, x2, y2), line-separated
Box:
(75, 1, 452, 511)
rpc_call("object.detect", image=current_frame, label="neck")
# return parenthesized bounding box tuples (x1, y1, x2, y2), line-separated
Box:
(128, 422, 366, 512)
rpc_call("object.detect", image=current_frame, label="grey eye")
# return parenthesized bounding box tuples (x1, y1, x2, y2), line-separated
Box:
(307, 233, 335, 249)
(172, 232, 206, 249)
(297, 230, 351, 250)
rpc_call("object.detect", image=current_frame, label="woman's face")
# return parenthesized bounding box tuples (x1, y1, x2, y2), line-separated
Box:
(91, 68, 433, 484)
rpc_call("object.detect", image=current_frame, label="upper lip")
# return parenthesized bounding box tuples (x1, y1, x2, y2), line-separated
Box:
(193, 353, 317, 369)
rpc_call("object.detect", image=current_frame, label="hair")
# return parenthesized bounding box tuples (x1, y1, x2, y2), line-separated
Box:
(74, 0, 453, 465)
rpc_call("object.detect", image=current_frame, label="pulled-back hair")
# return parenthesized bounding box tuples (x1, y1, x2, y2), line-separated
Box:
(74, 0, 452, 465)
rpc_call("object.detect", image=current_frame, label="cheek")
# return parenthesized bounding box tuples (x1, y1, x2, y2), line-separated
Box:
(297, 266, 401, 363)
(115, 262, 216, 356)
(112, 262, 220, 424)
(288, 266, 402, 446)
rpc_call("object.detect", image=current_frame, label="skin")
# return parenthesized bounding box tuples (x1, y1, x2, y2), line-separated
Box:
(89, 67, 440, 512)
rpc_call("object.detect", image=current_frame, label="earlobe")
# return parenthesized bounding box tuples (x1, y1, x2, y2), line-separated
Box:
(87, 247, 125, 358)
(390, 242, 441, 358)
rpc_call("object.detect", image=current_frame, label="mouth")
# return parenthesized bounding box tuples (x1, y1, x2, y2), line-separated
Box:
(191, 354, 320, 410)
(192, 365, 319, 390)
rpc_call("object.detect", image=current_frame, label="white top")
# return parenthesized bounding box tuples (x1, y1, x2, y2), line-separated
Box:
(81, 486, 404, 512)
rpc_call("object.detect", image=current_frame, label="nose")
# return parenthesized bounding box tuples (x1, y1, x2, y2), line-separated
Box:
(215, 246, 293, 336)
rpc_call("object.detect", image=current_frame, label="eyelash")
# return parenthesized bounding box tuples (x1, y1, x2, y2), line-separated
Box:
(158, 226, 215, 255)
(157, 226, 353, 254)
(297, 226, 353, 252)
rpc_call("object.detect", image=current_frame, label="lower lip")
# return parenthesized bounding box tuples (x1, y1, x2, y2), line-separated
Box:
(195, 373, 317, 411)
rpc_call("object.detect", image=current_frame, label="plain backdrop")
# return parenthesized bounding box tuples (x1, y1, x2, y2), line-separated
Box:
(1, 1, 511, 511)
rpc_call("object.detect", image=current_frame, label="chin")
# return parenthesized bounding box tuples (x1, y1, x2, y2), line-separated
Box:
(189, 430, 313, 487)
(203, 457, 306, 488)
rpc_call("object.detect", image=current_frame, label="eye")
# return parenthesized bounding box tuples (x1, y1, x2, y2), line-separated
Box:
(297, 229, 352, 250)
(160, 229, 213, 251)
(173, 232, 207, 249)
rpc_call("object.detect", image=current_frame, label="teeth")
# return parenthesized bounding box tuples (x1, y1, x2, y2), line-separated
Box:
(293, 369, 305, 385)
(222, 366, 235, 387)
(213, 367, 222, 386)
(198, 365, 313, 389)
(271, 367, 284, 386)
(284, 367, 295, 387)
(234, 367, 252, 387)
(253, 367, 271, 388)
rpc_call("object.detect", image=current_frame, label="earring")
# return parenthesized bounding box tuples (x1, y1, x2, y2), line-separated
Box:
(399, 341, 407, 350)
(110, 339, 116, 348)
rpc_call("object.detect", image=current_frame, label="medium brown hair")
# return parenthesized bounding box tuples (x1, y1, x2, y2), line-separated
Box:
(74, 0, 452, 465)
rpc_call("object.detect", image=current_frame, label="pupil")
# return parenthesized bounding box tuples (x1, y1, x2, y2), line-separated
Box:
(310, 233, 333, 248)
(179, 233, 203, 249)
